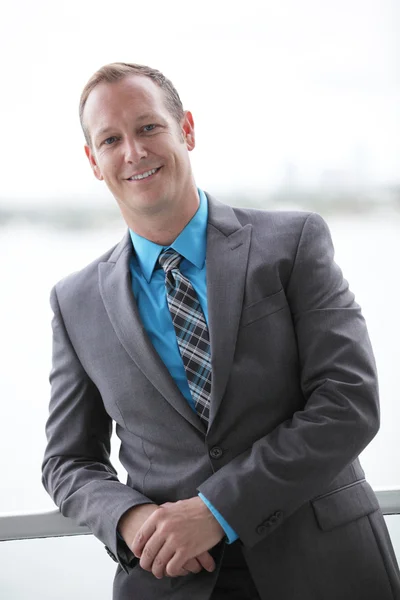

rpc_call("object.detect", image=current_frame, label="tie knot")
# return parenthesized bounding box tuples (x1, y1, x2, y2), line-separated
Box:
(158, 249, 182, 273)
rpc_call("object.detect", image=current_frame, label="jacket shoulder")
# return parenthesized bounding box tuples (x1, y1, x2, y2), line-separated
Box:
(51, 232, 129, 304)
(232, 206, 315, 230)
(232, 206, 332, 247)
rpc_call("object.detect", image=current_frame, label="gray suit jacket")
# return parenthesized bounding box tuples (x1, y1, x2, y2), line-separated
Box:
(42, 195, 400, 599)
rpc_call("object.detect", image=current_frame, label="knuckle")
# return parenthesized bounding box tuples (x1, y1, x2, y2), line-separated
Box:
(179, 541, 189, 554)
(144, 546, 153, 559)
(159, 523, 168, 535)
(167, 531, 177, 544)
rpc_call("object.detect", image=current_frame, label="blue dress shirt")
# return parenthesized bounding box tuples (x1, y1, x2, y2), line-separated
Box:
(129, 189, 238, 543)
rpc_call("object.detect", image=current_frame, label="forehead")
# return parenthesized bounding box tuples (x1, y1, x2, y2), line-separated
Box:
(83, 75, 170, 137)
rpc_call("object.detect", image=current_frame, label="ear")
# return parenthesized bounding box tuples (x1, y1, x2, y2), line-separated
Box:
(181, 111, 195, 151)
(84, 145, 103, 181)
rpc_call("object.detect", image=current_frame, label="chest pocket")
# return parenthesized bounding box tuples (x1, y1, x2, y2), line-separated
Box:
(240, 288, 288, 327)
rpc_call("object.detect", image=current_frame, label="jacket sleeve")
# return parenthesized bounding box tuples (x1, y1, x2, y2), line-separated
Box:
(197, 212, 380, 548)
(41, 286, 152, 572)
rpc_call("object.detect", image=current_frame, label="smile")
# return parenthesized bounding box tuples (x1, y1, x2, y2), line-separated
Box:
(127, 167, 160, 181)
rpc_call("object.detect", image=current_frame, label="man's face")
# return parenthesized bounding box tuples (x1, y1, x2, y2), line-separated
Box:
(83, 75, 195, 220)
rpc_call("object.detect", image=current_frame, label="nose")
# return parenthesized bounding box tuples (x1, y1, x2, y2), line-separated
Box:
(123, 138, 148, 163)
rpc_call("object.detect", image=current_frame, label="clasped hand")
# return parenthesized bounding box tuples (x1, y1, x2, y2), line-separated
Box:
(130, 497, 224, 579)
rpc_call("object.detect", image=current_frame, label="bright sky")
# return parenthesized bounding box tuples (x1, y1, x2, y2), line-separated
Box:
(1, 0, 399, 204)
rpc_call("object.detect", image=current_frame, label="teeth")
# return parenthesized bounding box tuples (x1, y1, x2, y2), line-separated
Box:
(129, 168, 158, 181)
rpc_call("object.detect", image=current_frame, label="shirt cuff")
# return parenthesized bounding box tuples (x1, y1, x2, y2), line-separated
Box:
(198, 492, 239, 544)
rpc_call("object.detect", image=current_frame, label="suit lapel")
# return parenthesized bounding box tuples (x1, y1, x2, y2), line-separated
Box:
(98, 196, 251, 434)
(98, 232, 205, 433)
(206, 195, 252, 429)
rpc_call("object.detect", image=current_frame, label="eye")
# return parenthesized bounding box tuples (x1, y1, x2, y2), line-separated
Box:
(143, 124, 157, 132)
(103, 136, 118, 145)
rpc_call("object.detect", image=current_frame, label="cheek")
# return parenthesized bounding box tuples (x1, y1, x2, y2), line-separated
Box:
(100, 158, 119, 181)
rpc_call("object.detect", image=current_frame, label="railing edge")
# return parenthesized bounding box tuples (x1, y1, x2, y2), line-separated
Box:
(1, 487, 399, 542)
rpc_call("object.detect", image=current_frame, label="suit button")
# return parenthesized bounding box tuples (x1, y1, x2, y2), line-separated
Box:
(269, 515, 279, 524)
(104, 546, 118, 562)
(274, 510, 283, 519)
(210, 446, 223, 459)
(256, 525, 267, 535)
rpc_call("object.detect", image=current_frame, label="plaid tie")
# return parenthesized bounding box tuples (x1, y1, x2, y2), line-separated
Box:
(159, 249, 211, 426)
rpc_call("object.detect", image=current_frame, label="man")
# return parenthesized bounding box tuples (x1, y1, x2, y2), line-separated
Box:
(42, 62, 400, 600)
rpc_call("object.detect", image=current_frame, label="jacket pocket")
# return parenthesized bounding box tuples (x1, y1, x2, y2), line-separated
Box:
(311, 479, 380, 532)
(241, 288, 287, 327)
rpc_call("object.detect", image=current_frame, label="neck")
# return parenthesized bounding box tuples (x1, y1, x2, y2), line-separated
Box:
(132, 211, 195, 246)
(120, 184, 200, 246)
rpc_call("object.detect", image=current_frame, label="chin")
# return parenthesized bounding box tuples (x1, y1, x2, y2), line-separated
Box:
(124, 195, 165, 214)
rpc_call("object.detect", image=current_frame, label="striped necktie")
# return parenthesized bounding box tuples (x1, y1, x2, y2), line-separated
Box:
(158, 249, 211, 427)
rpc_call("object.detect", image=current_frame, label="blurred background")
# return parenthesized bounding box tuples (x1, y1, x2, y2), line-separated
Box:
(0, 0, 399, 597)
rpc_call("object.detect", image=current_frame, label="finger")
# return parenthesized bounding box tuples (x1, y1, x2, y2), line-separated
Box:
(132, 511, 159, 557)
(166, 552, 194, 578)
(167, 564, 191, 578)
(150, 544, 175, 579)
(182, 557, 202, 574)
(139, 535, 166, 572)
(174, 566, 191, 577)
(194, 551, 216, 573)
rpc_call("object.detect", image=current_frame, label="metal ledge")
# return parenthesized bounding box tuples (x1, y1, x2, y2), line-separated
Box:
(0, 488, 399, 543)
(374, 488, 400, 516)
(0, 509, 90, 542)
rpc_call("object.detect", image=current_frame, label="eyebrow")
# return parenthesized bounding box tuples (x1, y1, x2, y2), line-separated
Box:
(136, 113, 159, 122)
(95, 126, 115, 140)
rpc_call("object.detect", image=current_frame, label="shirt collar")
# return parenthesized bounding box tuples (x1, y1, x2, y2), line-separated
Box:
(129, 188, 208, 282)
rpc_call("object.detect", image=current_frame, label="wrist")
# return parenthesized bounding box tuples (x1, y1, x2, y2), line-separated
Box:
(118, 503, 158, 546)
(196, 497, 224, 537)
